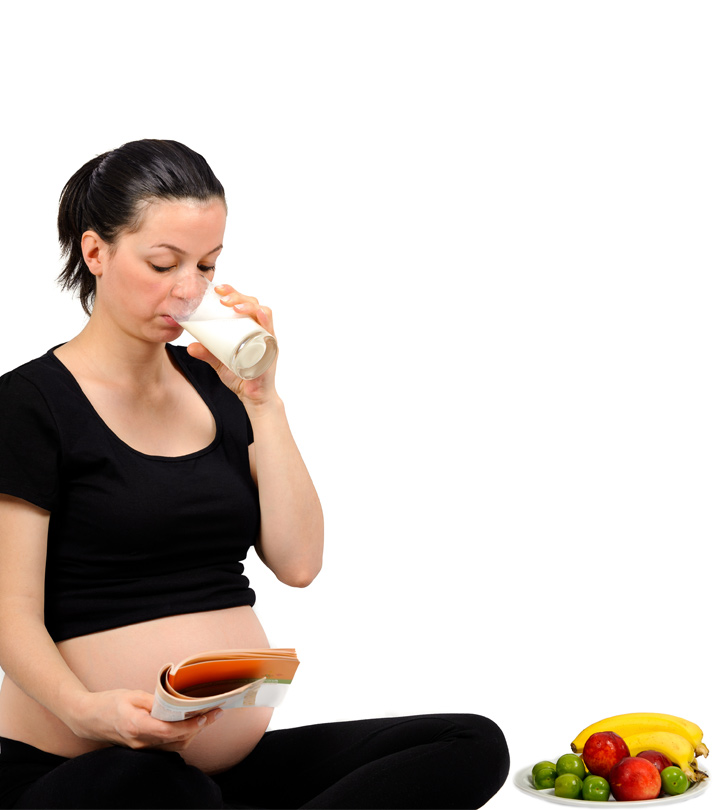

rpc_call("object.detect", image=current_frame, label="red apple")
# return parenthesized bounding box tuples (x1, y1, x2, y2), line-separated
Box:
(637, 749, 673, 773)
(610, 757, 662, 801)
(582, 731, 631, 779)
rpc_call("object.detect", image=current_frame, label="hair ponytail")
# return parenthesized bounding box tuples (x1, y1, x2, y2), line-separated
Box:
(56, 140, 225, 316)
(57, 152, 109, 315)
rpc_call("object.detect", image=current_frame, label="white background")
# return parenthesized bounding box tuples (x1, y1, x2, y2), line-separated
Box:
(1, 2, 717, 806)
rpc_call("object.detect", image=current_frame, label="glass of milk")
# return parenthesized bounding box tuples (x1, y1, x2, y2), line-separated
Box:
(173, 282, 278, 380)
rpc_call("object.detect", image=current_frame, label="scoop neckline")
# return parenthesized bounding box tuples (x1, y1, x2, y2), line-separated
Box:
(48, 343, 223, 462)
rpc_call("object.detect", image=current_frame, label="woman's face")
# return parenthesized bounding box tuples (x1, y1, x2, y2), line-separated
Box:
(90, 197, 227, 343)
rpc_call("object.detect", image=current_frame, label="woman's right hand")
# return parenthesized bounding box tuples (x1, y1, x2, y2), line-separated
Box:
(67, 688, 222, 751)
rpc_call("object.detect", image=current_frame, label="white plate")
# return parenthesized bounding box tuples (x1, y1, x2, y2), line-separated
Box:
(514, 763, 710, 805)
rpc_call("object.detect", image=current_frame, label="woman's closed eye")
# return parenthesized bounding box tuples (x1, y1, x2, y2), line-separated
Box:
(151, 264, 215, 273)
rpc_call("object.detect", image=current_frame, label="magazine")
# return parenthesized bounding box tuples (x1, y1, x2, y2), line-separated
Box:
(151, 648, 299, 722)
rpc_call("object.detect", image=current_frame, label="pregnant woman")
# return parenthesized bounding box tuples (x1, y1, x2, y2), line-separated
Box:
(0, 139, 509, 808)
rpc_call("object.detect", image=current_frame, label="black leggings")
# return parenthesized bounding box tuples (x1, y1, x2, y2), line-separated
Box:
(0, 714, 509, 809)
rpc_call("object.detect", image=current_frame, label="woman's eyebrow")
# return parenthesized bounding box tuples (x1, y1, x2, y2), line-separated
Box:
(151, 242, 223, 255)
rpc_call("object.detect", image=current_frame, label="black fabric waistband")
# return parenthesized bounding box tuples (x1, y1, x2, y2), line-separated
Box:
(0, 737, 68, 766)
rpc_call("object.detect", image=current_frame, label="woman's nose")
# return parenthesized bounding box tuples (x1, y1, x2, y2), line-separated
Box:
(171, 270, 209, 302)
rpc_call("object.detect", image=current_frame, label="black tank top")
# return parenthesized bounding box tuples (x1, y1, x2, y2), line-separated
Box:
(0, 345, 258, 641)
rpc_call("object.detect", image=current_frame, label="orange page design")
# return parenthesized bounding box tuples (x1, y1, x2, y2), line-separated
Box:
(167, 649, 299, 696)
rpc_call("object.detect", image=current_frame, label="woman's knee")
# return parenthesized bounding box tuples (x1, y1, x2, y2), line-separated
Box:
(115, 748, 221, 807)
(18, 747, 223, 809)
(441, 713, 510, 804)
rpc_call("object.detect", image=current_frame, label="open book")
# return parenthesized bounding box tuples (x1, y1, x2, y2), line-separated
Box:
(151, 648, 299, 722)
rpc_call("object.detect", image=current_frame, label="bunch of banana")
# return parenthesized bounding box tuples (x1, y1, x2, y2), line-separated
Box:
(625, 731, 707, 782)
(571, 713, 709, 783)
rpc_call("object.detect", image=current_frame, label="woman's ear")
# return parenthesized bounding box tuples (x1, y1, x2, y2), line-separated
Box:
(81, 231, 107, 277)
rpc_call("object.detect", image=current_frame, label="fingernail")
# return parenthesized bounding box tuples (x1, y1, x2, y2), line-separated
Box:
(215, 285, 228, 293)
(220, 295, 233, 303)
(233, 304, 247, 312)
(197, 715, 208, 726)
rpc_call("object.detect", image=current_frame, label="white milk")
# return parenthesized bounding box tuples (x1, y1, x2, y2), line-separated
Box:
(179, 317, 277, 379)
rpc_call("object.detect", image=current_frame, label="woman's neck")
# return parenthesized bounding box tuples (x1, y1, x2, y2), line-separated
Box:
(56, 315, 174, 392)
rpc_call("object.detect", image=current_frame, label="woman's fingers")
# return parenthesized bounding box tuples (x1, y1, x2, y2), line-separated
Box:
(256, 305, 274, 332)
(133, 708, 223, 751)
(215, 284, 258, 309)
(151, 709, 224, 751)
(214, 285, 275, 336)
(115, 692, 223, 750)
(185, 343, 241, 392)
(185, 342, 223, 371)
(162, 708, 219, 740)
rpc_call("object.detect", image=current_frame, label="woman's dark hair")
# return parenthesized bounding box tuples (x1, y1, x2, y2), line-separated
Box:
(57, 139, 226, 315)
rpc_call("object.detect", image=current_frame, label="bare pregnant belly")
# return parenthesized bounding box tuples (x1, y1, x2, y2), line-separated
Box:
(0, 607, 274, 774)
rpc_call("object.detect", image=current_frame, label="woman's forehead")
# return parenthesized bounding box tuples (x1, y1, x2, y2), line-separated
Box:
(128, 198, 227, 249)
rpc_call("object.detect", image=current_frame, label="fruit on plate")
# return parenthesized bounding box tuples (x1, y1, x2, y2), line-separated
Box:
(581, 731, 630, 779)
(531, 760, 556, 779)
(533, 759, 555, 776)
(533, 765, 557, 790)
(661, 765, 690, 796)
(624, 730, 707, 782)
(554, 773, 583, 800)
(555, 753, 586, 779)
(528, 711, 709, 799)
(531, 759, 557, 789)
(609, 757, 662, 801)
(571, 712, 709, 758)
(582, 774, 610, 802)
(637, 749, 673, 773)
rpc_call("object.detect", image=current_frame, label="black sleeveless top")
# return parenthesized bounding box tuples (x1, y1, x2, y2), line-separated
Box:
(0, 345, 258, 642)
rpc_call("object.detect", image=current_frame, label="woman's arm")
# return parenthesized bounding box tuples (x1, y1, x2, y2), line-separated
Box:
(246, 397, 324, 587)
(186, 285, 324, 587)
(0, 494, 220, 750)
(0, 496, 90, 722)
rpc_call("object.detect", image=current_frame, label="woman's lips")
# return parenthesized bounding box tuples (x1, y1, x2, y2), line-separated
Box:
(161, 315, 181, 327)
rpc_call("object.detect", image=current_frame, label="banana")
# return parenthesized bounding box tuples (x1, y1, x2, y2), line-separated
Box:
(570, 712, 709, 759)
(624, 731, 708, 782)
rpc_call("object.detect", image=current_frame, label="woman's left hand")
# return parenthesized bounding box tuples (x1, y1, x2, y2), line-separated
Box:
(186, 284, 278, 406)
